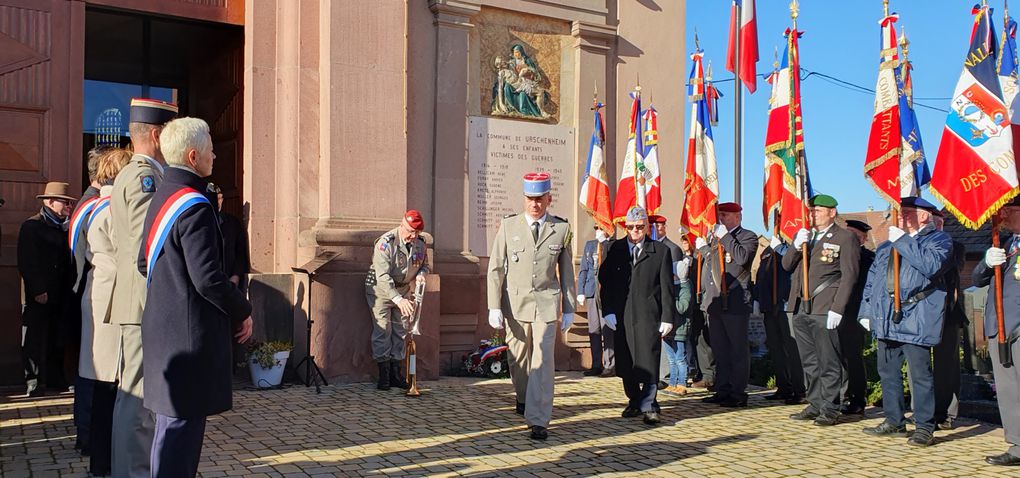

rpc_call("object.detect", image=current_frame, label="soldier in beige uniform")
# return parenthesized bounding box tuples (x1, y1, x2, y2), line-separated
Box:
(108, 98, 177, 477)
(366, 210, 428, 391)
(487, 172, 576, 441)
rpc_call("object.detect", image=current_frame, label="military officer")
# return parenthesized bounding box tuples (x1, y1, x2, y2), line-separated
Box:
(782, 194, 860, 426)
(487, 172, 576, 441)
(696, 202, 759, 408)
(973, 197, 1020, 465)
(109, 98, 177, 477)
(839, 219, 875, 415)
(576, 226, 614, 377)
(365, 210, 428, 391)
(860, 197, 951, 447)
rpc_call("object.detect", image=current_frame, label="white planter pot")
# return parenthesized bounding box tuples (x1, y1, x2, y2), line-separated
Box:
(249, 350, 290, 388)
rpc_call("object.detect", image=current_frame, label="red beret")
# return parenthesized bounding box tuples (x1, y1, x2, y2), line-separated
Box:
(718, 202, 742, 213)
(648, 214, 666, 224)
(403, 210, 425, 231)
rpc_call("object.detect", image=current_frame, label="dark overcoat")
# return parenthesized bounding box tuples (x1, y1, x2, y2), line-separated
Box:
(598, 237, 675, 383)
(138, 168, 251, 419)
(753, 246, 792, 314)
(17, 210, 74, 326)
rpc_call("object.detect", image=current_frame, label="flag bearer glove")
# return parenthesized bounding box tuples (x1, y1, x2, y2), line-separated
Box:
(561, 313, 574, 332)
(604, 313, 618, 330)
(659, 322, 674, 337)
(576, 294, 586, 306)
(488, 309, 504, 329)
(713, 224, 729, 239)
(888, 226, 906, 242)
(695, 237, 708, 250)
(793, 228, 811, 249)
(770, 235, 782, 250)
(859, 317, 871, 331)
(826, 310, 842, 330)
(986, 247, 1007, 267)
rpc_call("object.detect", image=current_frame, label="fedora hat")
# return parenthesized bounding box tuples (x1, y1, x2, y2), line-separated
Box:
(36, 182, 77, 201)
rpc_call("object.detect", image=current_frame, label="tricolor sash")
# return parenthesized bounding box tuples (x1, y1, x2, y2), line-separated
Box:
(68, 196, 101, 255)
(87, 197, 111, 230)
(144, 187, 211, 286)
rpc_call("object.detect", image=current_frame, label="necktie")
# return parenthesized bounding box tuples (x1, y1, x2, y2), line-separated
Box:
(405, 242, 412, 255)
(632, 244, 641, 265)
(532, 221, 540, 242)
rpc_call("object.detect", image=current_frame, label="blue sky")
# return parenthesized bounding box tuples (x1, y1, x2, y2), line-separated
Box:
(686, 0, 990, 233)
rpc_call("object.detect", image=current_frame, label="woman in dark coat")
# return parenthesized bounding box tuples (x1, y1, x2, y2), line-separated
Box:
(598, 206, 675, 424)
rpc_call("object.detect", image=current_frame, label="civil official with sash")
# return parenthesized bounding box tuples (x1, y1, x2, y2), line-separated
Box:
(365, 210, 428, 391)
(138, 118, 252, 477)
(487, 172, 576, 441)
(108, 98, 178, 477)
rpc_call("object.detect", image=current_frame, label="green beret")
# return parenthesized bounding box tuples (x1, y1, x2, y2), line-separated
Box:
(810, 194, 838, 208)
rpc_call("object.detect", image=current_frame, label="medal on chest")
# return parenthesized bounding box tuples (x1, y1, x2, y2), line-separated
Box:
(1014, 256, 1020, 281)
(820, 243, 840, 263)
(724, 252, 732, 264)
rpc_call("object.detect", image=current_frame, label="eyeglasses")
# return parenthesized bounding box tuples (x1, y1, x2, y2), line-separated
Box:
(625, 224, 645, 231)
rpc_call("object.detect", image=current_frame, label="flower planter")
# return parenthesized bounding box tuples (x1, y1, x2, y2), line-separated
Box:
(249, 350, 289, 388)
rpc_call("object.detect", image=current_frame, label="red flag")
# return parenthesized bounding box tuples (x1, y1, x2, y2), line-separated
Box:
(612, 90, 645, 223)
(579, 102, 615, 235)
(864, 14, 903, 206)
(681, 50, 719, 239)
(726, 0, 759, 94)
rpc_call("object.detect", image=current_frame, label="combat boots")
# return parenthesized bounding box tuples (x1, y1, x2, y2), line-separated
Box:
(377, 361, 391, 390)
(389, 360, 409, 390)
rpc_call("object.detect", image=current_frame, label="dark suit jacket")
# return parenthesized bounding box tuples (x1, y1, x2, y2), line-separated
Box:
(843, 247, 875, 321)
(698, 225, 759, 315)
(138, 167, 251, 419)
(974, 234, 1020, 339)
(781, 224, 861, 316)
(219, 211, 250, 292)
(754, 246, 792, 314)
(598, 237, 675, 383)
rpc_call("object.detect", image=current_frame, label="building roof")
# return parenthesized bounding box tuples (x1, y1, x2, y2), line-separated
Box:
(841, 208, 999, 257)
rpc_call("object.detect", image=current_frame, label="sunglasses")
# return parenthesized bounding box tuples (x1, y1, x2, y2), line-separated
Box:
(625, 224, 646, 231)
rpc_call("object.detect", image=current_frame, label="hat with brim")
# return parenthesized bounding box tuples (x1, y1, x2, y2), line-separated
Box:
(523, 172, 552, 197)
(36, 182, 77, 201)
(130, 98, 179, 125)
(810, 194, 838, 208)
(900, 196, 939, 214)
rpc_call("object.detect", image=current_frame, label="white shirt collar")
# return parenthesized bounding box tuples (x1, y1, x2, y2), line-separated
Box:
(524, 213, 547, 228)
(137, 153, 165, 175)
(814, 224, 834, 236)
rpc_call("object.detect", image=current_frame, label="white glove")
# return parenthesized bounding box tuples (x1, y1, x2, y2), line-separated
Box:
(753, 300, 760, 315)
(576, 294, 586, 306)
(826, 310, 843, 330)
(561, 313, 574, 332)
(713, 224, 728, 239)
(416, 273, 426, 284)
(770, 235, 782, 250)
(888, 225, 906, 242)
(488, 309, 504, 329)
(793, 228, 811, 249)
(986, 247, 1007, 267)
(859, 318, 871, 331)
(695, 237, 708, 250)
(659, 322, 674, 337)
(604, 313, 618, 330)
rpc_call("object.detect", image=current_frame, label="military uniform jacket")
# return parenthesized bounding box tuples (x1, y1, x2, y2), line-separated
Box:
(138, 167, 251, 418)
(843, 247, 875, 321)
(974, 234, 1020, 340)
(781, 225, 861, 316)
(365, 227, 429, 301)
(698, 226, 758, 315)
(109, 154, 163, 325)
(753, 246, 792, 314)
(487, 214, 576, 323)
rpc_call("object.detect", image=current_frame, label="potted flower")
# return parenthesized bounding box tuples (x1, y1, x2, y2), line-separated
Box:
(247, 341, 293, 388)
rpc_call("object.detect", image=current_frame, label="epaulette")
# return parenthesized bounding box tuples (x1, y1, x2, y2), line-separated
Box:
(380, 232, 396, 243)
(551, 215, 567, 222)
(503, 213, 518, 219)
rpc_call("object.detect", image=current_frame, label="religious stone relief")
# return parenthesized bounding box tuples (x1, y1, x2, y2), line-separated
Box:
(490, 44, 552, 120)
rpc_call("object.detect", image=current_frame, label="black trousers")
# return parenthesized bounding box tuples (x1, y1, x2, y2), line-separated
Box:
(764, 309, 805, 395)
(793, 313, 843, 417)
(838, 319, 868, 407)
(21, 305, 66, 390)
(151, 414, 207, 478)
(877, 340, 935, 432)
(622, 379, 658, 412)
(933, 318, 962, 423)
(690, 308, 715, 383)
(708, 312, 750, 400)
(89, 380, 117, 475)
(74, 376, 95, 449)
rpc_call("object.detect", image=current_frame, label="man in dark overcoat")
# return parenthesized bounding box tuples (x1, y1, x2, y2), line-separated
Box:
(755, 236, 805, 404)
(839, 219, 875, 415)
(138, 117, 252, 477)
(598, 206, 675, 425)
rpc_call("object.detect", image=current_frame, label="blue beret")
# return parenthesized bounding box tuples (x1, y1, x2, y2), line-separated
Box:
(900, 196, 938, 213)
(625, 206, 648, 223)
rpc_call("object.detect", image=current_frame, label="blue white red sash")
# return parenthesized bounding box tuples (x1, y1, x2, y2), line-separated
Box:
(144, 187, 211, 286)
(68, 196, 101, 255)
(87, 197, 111, 229)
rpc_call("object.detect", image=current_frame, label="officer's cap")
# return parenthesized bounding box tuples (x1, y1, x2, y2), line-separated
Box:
(130, 98, 178, 125)
(809, 194, 838, 208)
(522, 172, 551, 197)
(403, 209, 425, 231)
(900, 196, 938, 214)
(625, 206, 648, 223)
(718, 202, 742, 213)
(844, 219, 871, 233)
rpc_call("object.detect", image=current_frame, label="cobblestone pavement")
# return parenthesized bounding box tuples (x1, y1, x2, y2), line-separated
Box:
(1, 373, 1013, 477)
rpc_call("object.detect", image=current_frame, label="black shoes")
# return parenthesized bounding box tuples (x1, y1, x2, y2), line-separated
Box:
(642, 411, 661, 425)
(813, 415, 839, 426)
(583, 368, 604, 376)
(764, 391, 790, 401)
(389, 360, 409, 390)
(515, 402, 526, 415)
(621, 406, 642, 418)
(937, 418, 954, 430)
(789, 407, 819, 421)
(784, 394, 807, 405)
(599, 368, 616, 378)
(841, 402, 866, 415)
(907, 428, 935, 447)
(719, 397, 748, 408)
(657, 380, 669, 390)
(376, 362, 390, 390)
(529, 425, 548, 440)
(701, 394, 727, 404)
(862, 422, 908, 437)
(985, 452, 1020, 466)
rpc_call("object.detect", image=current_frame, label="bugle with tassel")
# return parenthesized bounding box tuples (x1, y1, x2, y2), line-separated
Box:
(406, 278, 426, 397)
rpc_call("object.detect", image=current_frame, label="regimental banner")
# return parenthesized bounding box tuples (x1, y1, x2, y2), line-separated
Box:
(681, 49, 719, 239)
(864, 14, 904, 206)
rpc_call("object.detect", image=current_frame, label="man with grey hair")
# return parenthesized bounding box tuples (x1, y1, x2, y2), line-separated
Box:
(139, 117, 252, 477)
(109, 98, 177, 476)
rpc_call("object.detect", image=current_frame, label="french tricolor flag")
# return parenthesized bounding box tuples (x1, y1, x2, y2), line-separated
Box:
(726, 0, 759, 94)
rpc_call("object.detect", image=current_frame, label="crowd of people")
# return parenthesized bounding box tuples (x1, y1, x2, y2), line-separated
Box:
(17, 99, 252, 477)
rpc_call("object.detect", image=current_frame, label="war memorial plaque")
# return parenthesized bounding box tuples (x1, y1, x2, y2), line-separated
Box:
(467, 116, 575, 256)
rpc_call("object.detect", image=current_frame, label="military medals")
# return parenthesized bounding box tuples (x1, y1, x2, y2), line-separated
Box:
(511, 252, 520, 262)
(724, 252, 732, 264)
(1014, 256, 1020, 281)
(820, 243, 840, 263)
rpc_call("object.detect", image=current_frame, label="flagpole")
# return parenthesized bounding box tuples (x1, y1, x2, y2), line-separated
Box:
(993, 214, 1013, 365)
(790, 0, 811, 305)
(772, 213, 779, 305)
(734, 0, 743, 204)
